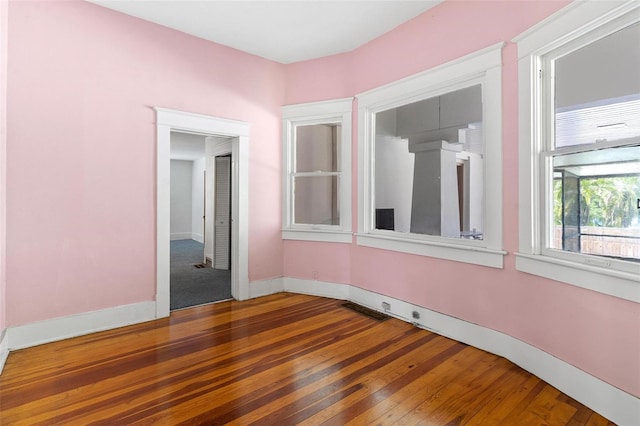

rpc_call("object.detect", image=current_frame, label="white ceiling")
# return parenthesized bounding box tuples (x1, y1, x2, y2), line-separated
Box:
(87, 0, 443, 64)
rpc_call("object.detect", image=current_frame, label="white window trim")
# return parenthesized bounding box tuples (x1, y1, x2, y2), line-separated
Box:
(514, 0, 640, 303)
(282, 98, 353, 243)
(356, 42, 506, 268)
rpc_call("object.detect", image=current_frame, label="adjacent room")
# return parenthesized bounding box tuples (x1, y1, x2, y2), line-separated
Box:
(170, 131, 232, 310)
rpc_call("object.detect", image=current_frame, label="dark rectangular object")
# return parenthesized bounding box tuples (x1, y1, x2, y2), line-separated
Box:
(342, 302, 390, 321)
(376, 208, 395, 231)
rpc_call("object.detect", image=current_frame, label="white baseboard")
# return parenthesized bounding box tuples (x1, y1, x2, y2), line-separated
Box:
(0, 328, 8, 374)
(249, 277, 284, 298)
(284, 277, 349, 300)
(6, 301, 157, 351)
(191, 232, 203, 243)
(170, 233, 192, 241)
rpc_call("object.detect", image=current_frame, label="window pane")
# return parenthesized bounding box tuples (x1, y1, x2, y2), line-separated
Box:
(551, 146, 640, 260)
(294, 176, 339, 225)
(374, 85, 484, 239)
(296, 124, 340, 172)
(555, 23, 640, 148)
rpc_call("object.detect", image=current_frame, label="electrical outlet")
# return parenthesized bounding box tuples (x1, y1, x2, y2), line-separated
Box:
(412, 311, 420, 320)
(312, 270, 318, 280)
(382, 302, 391, 311)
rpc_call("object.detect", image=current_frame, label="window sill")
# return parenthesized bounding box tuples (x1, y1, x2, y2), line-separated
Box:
(282, 229, 353, 243)
(356, 233, 506, 268)
(515, 252, 640, 303)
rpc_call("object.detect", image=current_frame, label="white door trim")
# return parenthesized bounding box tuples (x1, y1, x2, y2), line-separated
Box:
(156, 108, 250, 318)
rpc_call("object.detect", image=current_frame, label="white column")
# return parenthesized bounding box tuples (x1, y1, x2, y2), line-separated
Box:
(409, 141, 461, 237)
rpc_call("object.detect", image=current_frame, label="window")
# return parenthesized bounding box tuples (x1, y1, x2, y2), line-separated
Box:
(374, 85, 484, 239)
(357, 43, 505, 268)
(282, 98, 352, 243)
(515, 1, 640, 302)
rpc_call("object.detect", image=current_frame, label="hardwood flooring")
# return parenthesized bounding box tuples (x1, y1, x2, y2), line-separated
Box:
(0, 293, 615, 425)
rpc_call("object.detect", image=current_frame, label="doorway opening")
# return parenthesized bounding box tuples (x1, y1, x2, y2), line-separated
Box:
(156, 107, 250, 319)
(169, 132, 233, 310)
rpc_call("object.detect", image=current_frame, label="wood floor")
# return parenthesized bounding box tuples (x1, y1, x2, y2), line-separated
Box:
(0, 293, 614, 425)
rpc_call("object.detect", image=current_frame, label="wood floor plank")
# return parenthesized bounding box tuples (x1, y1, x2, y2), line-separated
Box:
(0, 293, 616, 425)
(515, 385, 578, 425)
(258, 335, 456, 425)
(185, 325, 430, 424)
(298, 335, 458, 425)
(463, 371, 539, 425)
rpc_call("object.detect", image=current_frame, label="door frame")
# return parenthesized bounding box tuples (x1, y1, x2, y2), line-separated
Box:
(155, 107, 250, 318)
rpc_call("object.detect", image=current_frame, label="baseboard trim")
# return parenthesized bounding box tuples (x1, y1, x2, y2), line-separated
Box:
(249, 277, 284, 298)
(7, 301, 157, 351)
(283, 277, 349, 300)
(191, 232, 203, 243)
(170, 233, 191, 241)
(0, 328, 8, 374)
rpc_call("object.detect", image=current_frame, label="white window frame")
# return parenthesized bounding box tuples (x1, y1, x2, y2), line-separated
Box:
(356, 43, 505, 268)
(514, 0, 640, 302)
(282, 98, 353, 243)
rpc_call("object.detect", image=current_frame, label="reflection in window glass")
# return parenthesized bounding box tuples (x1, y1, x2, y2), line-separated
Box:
(294, 176, 339, 225)
(296, 124, 340, 172)
(293, 124, 341, 226)
(374, 85, 484, 239)
(555, 23, 640, 148)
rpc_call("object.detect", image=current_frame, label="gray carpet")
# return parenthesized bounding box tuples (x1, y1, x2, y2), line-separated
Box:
(170, 239, 232, 310)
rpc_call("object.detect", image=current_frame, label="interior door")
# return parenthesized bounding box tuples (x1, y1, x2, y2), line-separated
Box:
(214, 155, 231, 269)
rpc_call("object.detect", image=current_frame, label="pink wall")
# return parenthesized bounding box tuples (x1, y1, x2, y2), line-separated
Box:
(4, 0, 639, 400)
(283, 0, 640, 398)
(6, 0, 284, 325)
(0, 0, 7, 335)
